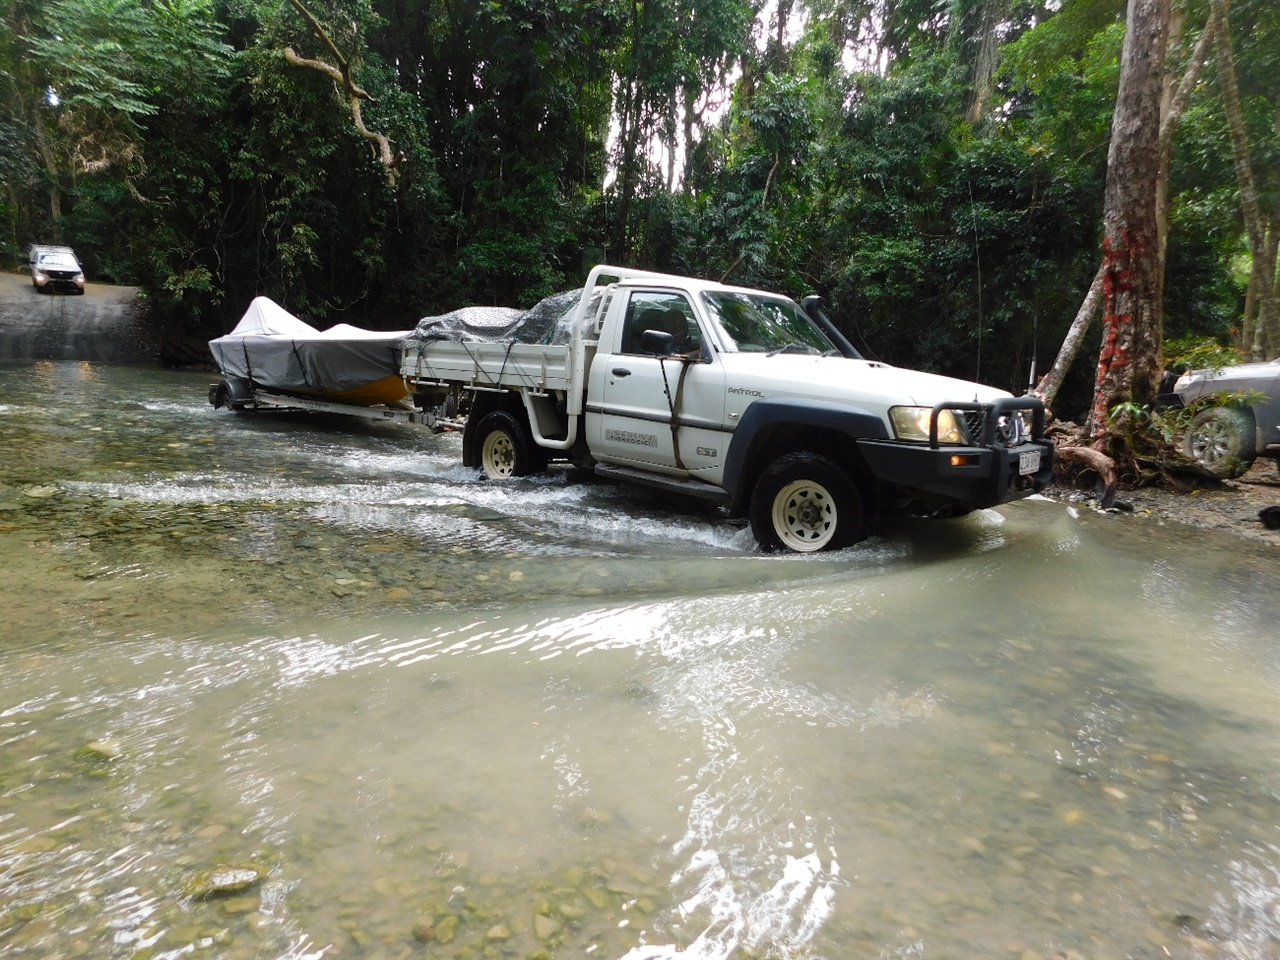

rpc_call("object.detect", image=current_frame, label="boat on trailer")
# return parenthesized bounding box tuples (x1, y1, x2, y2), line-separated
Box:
(208, 297, 413, 407)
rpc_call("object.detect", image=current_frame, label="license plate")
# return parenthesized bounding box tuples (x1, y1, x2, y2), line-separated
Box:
(1018, 449, 1041, 475)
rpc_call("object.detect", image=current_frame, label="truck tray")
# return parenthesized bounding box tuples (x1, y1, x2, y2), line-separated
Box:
(401, 340, 575, 393)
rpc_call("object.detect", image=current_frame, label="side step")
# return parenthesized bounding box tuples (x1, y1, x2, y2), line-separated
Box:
(594, 464, 730, 504)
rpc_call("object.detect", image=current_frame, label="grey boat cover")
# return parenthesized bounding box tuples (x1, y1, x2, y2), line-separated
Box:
(209, 297, 412, 397)
(407, 289, 597, 345)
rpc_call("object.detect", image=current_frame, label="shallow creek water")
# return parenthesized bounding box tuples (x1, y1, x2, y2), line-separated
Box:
(1, 360, 1277, 960)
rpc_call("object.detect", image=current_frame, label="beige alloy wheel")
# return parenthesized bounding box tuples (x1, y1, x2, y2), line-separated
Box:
(473, 410, 543, 480)
(748, 451, 867, 553)
(480, 428, 517, 479)
(771, 478, 838, 552)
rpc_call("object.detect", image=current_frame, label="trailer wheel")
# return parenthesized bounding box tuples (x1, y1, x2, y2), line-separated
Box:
(749, 452, 867, 553)
(476, 411, 542, 479)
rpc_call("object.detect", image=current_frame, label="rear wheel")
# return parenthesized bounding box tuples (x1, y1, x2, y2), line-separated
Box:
(475, 410, 543, 479)
(1183, 407, 1255, 478)
(749, 452, 868, 553)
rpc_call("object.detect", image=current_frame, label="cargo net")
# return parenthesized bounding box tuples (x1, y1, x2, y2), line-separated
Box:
(406, 289, 601, 346)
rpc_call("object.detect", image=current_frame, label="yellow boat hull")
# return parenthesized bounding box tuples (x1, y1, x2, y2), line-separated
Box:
(294, 375, 410, 407)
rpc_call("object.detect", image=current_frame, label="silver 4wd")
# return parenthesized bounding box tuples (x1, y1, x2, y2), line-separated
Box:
(1173, 358, 1280, 478)
(28, 244, 86, 295)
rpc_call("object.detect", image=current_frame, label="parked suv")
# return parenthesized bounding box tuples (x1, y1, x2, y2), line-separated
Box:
(1173, 358, 1280, 477)
(28, 244, 86, 295)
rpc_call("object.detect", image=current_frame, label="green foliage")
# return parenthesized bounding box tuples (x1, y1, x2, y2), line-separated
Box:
(1163, 336, 1245, 374)
(1108, 399, 1184, 446)
(0, 0, 1257, 378)
(25, 0, 232, 114)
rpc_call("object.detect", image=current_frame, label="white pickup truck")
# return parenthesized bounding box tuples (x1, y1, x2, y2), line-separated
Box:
(395, 265, 1054, 552)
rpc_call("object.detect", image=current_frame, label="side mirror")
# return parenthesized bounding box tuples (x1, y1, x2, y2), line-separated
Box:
(640, 329, 676, 356)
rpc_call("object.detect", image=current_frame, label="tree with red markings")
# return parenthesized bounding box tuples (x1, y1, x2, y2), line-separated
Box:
(1089, 0, 1171, 448)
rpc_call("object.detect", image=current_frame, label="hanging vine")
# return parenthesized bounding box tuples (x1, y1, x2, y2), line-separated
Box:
(282, 0, 399, 186)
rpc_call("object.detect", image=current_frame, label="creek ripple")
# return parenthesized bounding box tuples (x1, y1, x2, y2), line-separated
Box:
(1, 360, 1277, 960)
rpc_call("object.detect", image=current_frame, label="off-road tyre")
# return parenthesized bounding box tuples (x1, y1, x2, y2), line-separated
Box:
(1183, 407, 1256, 479)
(475, 410, 544, 479)
(749, 452, 868, 553)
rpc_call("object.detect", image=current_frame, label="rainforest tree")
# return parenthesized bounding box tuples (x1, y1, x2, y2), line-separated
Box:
(0, 0, 1269, 396)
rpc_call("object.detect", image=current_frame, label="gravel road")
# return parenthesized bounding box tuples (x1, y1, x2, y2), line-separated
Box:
(0, 269, 156, 364)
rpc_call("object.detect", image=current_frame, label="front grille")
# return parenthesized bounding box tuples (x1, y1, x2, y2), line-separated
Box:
(960, 410, 985, 443)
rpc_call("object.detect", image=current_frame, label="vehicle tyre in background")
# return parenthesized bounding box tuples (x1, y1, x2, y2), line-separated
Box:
(1183, 407, 1256, 478)
(476, 410, 543, 479)
(749, 452, 867, 552)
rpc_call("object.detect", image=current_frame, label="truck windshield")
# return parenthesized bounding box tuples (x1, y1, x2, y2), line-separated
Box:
(701, 292, 837, 355)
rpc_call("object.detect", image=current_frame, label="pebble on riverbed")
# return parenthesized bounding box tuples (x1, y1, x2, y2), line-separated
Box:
(77, 739, 123, 761)
(184, 864, 263, 900)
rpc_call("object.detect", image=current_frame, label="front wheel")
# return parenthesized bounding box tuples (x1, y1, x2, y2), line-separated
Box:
(1183, 407, 1256, 478)
(475, 410, 543, 479)
(749, 452, 868, 553)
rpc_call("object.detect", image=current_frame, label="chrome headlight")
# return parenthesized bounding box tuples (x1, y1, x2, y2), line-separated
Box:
(890, 406, 966, 444)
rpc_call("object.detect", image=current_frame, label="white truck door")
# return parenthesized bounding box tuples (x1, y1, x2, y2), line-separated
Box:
(588, 289, 726, 476)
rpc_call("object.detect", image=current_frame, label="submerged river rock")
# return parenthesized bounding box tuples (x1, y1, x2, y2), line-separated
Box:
(1, 360, 1278, 960)
(185, 866, 263, 900)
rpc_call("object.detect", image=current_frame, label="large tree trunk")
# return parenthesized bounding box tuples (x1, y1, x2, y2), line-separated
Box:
(1259, 217, 1280, 358)
(613, 0, 647, 261)
(1210, 0, 1278, 360)
(615, 75, 641, 259)
(681, 86, 696, 195)
(1089, 0, 1170, 443)
(1036, 10, 1204, 415)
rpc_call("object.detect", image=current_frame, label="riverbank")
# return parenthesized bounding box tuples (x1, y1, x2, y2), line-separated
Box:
(1049, 457, 1280, 548)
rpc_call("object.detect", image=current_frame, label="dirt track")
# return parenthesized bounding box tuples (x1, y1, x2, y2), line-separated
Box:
(0, 270, 158, 364)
